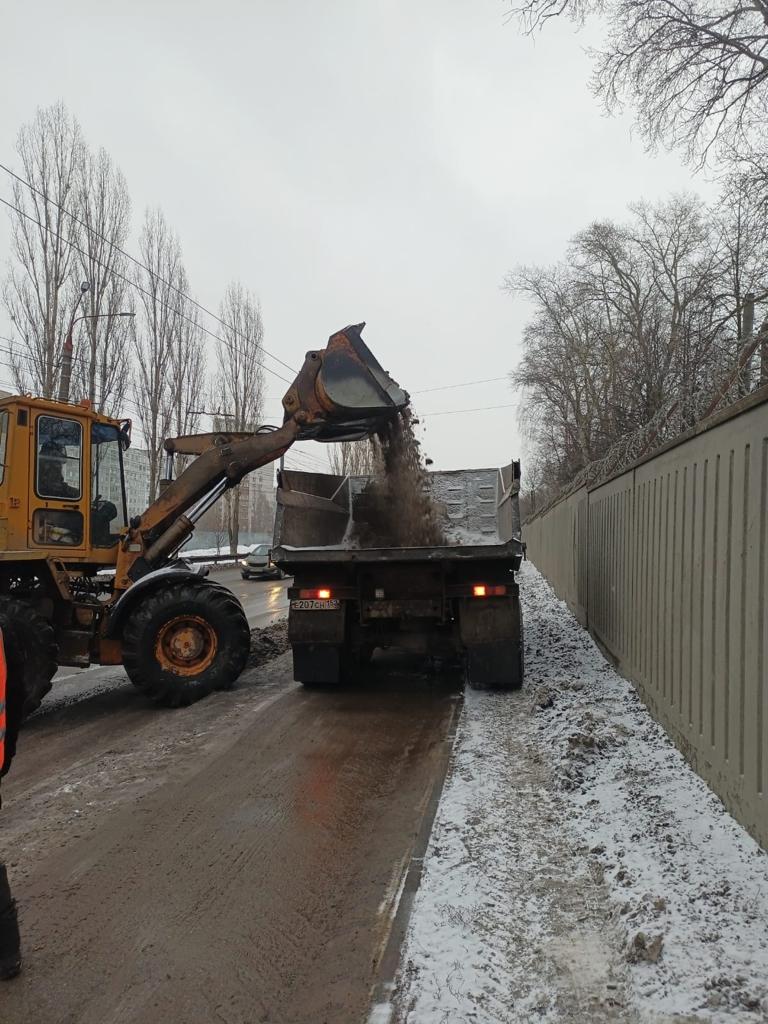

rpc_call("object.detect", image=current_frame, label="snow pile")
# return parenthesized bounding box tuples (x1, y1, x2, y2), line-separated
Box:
(387, 562, 768, 1023)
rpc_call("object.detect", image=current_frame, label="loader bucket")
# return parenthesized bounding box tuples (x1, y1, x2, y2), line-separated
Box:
(283, 323, 409, 442)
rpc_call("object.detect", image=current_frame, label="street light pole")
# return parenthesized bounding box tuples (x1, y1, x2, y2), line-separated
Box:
(58, 281, 91, 403)
(57, 305, 135, 405)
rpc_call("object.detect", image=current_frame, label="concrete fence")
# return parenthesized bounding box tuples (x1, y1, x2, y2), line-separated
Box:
(524, 387, 768, 850)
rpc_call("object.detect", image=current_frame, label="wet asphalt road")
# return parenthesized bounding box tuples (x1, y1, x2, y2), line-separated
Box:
(0, 570, 462, 1024)
(214, 564, 290, 627)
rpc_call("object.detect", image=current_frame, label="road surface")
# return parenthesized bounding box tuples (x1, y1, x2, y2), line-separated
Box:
(0, 569, 461, 1024)
(210, 563, 290, 627)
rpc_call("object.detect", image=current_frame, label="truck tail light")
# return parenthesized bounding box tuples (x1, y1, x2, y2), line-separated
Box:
(472, 585, 506, 597)
(299, 588, 333, 599)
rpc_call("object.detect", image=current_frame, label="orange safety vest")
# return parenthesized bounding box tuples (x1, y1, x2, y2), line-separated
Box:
(0, 627, 6, 770)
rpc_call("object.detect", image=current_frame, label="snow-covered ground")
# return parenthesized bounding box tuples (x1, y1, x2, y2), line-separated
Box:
(379, 561, 768, 1024)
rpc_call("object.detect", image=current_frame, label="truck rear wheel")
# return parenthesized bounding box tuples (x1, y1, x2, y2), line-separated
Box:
(0, 597, 58, 734)
(122, 581, 250, 707)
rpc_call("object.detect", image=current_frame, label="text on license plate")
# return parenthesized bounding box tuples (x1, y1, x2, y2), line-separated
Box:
(290, 599, 341, 611)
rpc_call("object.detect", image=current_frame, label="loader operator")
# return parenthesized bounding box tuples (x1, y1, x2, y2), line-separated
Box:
(0, 627, 22, 980)
(37, 441, 84, 545)
(38, 441, 79, 499)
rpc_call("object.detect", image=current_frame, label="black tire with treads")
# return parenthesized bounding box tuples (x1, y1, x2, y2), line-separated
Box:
(0, 597, 58, 770)
(121, 580, 250, 707)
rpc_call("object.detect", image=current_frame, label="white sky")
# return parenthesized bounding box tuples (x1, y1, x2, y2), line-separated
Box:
(0, 0, 712, 474)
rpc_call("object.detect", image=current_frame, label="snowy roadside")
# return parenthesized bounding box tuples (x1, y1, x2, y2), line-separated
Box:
(381, 561, 768, 1024)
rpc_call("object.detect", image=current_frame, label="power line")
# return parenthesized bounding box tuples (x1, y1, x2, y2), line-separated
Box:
(0, 349, 292, 460)
(283, 448, 330, 469)
(0, 344, 329, 469)
(0, 160, 299, 377)
(413, 376, 508, 394)
(0, 193, 294, 387)
(282, 447, 330, 468)
(0, 342, 289, 430)
(421, 403, 516, 417)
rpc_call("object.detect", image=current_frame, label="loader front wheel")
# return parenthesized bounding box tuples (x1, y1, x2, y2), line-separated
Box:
(122, 581, 250, 707)
(0, 597, 58, 733)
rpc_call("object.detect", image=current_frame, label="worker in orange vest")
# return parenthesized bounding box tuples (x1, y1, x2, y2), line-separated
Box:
(0, 626, 23, 980)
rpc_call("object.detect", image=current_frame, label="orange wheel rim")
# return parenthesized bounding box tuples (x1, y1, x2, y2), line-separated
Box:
(155, 615, 217, 676)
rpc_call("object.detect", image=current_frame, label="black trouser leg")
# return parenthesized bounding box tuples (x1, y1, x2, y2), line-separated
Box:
(0, 862, 21, 980)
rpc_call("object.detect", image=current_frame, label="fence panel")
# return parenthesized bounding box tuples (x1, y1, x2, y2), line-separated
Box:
(523, 389, 768, 849)
(525, 487, 588, 626)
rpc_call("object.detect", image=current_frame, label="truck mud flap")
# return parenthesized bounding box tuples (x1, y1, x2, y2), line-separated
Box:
(464, 640, 523, 691)
(293, 643, 343, 685)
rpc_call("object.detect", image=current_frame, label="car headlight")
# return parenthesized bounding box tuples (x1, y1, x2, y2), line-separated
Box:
(240, 559, 248, 566)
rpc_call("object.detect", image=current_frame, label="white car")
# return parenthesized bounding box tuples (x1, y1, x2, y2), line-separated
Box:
(240, 544, 285, 580)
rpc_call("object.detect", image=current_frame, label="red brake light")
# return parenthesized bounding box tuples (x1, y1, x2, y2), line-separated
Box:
(299, 588, 334, 599)
(473, 585, 487, 597)
(472, 585, 506, 598)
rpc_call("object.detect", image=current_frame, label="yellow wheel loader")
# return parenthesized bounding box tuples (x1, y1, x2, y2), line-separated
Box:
(0, 324, 406, 713)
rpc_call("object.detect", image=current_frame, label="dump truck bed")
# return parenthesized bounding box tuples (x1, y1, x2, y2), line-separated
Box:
(272, 463, 523, 566)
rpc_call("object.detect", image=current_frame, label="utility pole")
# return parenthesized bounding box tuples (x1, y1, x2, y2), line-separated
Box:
(58, 301, 135, 405)
(743, 293, 755, 392)
(741, 291, 768, 389)
(58, 281, 91, 403)
(758, 298, 768, 388)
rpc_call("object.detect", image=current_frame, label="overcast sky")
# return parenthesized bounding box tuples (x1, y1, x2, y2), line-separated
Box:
(1, 0, 712, 473)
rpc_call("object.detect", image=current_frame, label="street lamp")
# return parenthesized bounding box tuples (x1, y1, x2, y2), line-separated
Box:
(58, 303, 135, 405)
(57, 281, 90, 403)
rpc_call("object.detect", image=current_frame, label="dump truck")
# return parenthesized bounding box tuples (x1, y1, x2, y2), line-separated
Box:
(0, 324, 406, 714)
(272, 461, 524, 689)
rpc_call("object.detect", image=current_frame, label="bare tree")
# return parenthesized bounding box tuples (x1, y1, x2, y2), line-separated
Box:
(709, 174, 768, 388)
(508, 257, 627, 476)
(329, 439, 376, 476)
(507, 191, 746, 491)
(72, 146, 133, 414)
(517, 447, 548, 520)
(2, 103, 84, 397)
(515, 1, 768, 167)
(167, 275, 206, 472)
(132, 209, 184, 502)
(212, 282, 265, 554)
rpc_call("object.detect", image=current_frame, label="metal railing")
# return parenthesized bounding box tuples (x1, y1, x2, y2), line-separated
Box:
(182, 551, 250, 564)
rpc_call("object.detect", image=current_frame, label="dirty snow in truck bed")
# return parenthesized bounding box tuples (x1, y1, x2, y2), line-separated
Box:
(379, 561, 768, 1024)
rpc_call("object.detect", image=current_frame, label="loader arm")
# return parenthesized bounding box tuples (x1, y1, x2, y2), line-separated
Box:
(113, 324, 407, 590)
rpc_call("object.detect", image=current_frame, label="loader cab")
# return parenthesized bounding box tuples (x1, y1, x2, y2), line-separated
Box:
(0, 395, 128, 563)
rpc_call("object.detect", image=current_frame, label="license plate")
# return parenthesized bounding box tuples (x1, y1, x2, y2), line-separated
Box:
(290, 599, 341, 611)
